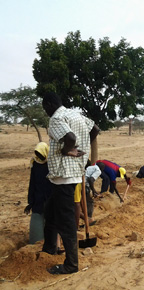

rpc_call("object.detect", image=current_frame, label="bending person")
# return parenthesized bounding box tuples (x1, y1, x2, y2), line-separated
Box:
(96, 160, 131, 202)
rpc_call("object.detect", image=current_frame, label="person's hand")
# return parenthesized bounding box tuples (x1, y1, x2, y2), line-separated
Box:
(67, 148, 86, 157)
(61, 147, 86, 157)
(24, 204, 32, 215)
(92, 190, 98, 198)
(126, 177, 131, 185)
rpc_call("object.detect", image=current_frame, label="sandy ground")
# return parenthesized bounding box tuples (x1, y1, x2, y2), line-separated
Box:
(0, 124, 144, 290)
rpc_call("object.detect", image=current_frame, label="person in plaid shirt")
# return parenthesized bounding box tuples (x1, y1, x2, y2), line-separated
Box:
(42, 91, 99, 275)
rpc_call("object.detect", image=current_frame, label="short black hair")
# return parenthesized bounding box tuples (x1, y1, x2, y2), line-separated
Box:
(85, 159, 91, 169)
(96, 162, 105, 172)
(42, 91, 62, 107)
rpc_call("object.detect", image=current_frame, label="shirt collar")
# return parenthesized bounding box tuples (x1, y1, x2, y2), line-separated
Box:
(52, 106, 66, 118)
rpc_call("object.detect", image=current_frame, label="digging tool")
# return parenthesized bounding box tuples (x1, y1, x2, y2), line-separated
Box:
(91, 136, 98, 164)
(79, 175, 97, 248)
(123, 184, 129, 200)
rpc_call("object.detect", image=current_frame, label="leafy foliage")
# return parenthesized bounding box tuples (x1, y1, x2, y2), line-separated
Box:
(0, 85, 48, 141)
(33, 31, 144, 130)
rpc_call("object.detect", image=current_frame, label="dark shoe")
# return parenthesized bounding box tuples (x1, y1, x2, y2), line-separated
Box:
(42, 248, 65, 255)
(96, 193, 104, 198)
(41, 249, 57, 255)
(89, 220, 96, 226)
(79, 224, 85, 228)
(47, 264, 69, 274)
(109, 191, 114, 194)
(57, 247, 65, 255)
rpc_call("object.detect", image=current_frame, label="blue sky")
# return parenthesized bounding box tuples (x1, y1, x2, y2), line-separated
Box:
(1, 0, 144, 92)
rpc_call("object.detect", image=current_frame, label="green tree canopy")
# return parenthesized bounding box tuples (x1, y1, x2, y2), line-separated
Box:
(0, 85, 48, 141)
(33, 31, 144, 130)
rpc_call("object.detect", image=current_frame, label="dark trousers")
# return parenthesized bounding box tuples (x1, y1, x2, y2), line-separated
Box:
(86, 185, 94, 218)
(43, 183, 78, 273)
(100, 172, 115, 193)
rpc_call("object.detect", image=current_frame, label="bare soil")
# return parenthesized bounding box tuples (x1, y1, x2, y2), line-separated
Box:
(0, 124, 144, 290)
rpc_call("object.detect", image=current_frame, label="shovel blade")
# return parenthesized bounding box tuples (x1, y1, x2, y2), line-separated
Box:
(79, 236, 97, 248)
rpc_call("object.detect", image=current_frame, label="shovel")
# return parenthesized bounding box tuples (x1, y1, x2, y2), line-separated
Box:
(123, 184, 129, 200)
(79, 175, 97, 248)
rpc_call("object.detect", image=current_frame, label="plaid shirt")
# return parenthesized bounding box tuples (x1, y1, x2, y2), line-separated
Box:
(47, 106, 94, 180)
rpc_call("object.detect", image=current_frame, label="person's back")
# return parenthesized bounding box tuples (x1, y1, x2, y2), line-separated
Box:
(97, 160, 120, 181)
(96, 160, 131, 202)
(29, 161, 51, 213)
(48, 106, 93, 180)
(85, 164, 102, 186)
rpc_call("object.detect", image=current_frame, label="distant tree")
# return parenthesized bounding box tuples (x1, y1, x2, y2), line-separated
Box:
(114, 120, 124, 130)
(0, 86, 47, 142)
(20, 117, 31, 131)
(130, 118, 144, 132)
(28, 105, 49, 134)
(0, 116, 5, 125)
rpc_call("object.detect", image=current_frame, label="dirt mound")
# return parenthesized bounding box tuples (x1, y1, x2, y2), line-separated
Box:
(0, 242, 65, 284)
(1, 125, 144, 290)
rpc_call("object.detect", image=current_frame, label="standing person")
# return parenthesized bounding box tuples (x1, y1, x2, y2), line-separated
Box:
(24, 142, 52, 244)
(96, 160, 131, 202)
(42, 91, 99, 275)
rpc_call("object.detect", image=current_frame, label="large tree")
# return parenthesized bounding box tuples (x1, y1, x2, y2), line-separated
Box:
(0, 86, 48, 141)
(33, 31, 144, 131)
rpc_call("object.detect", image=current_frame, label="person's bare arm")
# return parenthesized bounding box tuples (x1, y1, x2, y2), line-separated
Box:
(90, 124, 100, 144)
(61, 132, 85, 157)
(88, 177, 98, 197)
(112, 182, 124, 203)
(61, 123, 100, 157)
(124, 175, 132, 185)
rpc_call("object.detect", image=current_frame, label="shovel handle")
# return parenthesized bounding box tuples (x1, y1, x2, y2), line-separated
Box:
(91, 137, 98, 164)
(123, 185, 129, 200)
(82, 175, 89, 237)
(57, 233, 61, 248)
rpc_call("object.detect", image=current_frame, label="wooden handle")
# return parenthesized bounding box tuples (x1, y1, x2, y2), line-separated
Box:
(123, 185, 129, 200)
(91, 137, 98, 164)
(82, 175, 89, 237)
(57, 233, 61, 248)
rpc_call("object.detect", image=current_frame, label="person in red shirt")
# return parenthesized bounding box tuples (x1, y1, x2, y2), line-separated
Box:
(96, 160, 131, 202)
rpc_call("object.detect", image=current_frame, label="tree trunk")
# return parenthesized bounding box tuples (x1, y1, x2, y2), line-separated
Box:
(129, 119, 132, 136)
(32, 122, 42, 142)
(45, 126, 49, 135)
(91, 137, 98, 164)
(17, 105, 42, 142)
